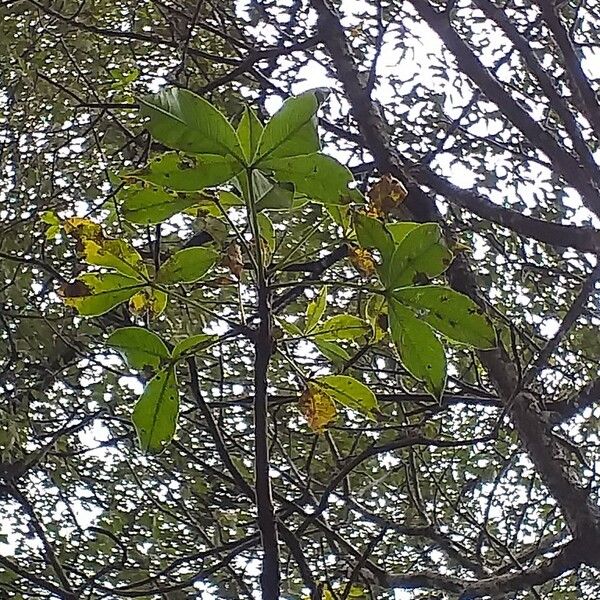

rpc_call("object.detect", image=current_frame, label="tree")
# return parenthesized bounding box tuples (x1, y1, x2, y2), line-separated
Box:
(1, 1, 599, 599)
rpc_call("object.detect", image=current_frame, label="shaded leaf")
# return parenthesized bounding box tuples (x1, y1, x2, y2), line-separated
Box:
(393, 286, 496, 348)
(314, 315, 370, 341)
(172, 334, 217, 359)
(353, 212, 394, 259)
(156, 247, 218, 284)
(388, 298, 446, 400)
(132, 367, 179, 454)
(82, 239, 147, 280)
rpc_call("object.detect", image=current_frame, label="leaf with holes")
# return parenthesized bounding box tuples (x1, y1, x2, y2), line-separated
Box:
(393, 286, 496, 349)
(381, 223, 452, 289)
(106, 327, 170, 371)
(124, 152, 243, 191)
(261, 153, 362, 205)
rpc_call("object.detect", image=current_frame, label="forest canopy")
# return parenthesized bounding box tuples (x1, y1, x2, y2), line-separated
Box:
(1, 0, 600, 599)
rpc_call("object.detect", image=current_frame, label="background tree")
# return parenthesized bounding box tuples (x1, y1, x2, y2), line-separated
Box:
(1, 1, 600, 599)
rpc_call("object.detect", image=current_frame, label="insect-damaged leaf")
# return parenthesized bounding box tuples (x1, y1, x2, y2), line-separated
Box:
(393, 286, 496, 349)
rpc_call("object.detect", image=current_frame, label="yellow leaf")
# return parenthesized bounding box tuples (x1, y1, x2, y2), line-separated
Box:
(298, 383, 337, 432)
(129, 288, 167, 318)
(348, 246, 376, 277)
(63, 217, 104, 241)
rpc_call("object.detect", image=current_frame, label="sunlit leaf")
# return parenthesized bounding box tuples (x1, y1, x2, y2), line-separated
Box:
(315, 375, 377, 417)
(82, 239, 147, 279)
(124, 152, 243, 191)
(314, 315, 370, 341)
(60, 273, 142, 316)
(237, 107, 264, 163)
(261, 153, 362, 205)
(106, 327, 170, 371)
(305, 286, 327, 333)
(298, 383, 337, 432)
(381, 223, 453, 289)
(121, 184, 201, 224)
(139, 87, 244, 160)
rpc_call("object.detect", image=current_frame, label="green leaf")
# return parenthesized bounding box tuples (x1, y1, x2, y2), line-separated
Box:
(277, 318, 304, 338)
(81, 238, 148, 280)
(314, 315, 370, 341)
(305, 286, 327, 333)
(106, 327, 171, 371)
(156, 247, 218, 284)
(387, 222, 420, 245)
(315, 375, 377, 416)
(257, 213, 275, 254)
(237, 107, 264, 163)
(121, 184, 200, 224)
(393, 286, 496, 349)
(256, 181, 295, 211)
(172, 334, 217, 359)
(261, 153, 361, 205)
(314, 338, 351, 367)
(388, 298, 446, 400)
(139, 88, 244, 160)
(61, 273, 143, 316)
(132, 367, 179, 454)
(382, 223, 453, 289)
(124, 153, 243, 191)
(255, 89, 328, 162)
(354, 213, 394, 258)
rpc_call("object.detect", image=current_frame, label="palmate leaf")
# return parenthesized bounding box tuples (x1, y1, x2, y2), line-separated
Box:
(139, 88, 244, 161)
(255, 89, 328, 162)
(393, 286, 496, 349)
(388, 298, 447, 400)
(132, 366, 179, 454)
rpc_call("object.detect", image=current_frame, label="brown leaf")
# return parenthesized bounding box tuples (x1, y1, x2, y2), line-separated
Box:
(221, 243, 243, 279)
(367, 174, 408, 217)
(58, 280, 92, 298)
